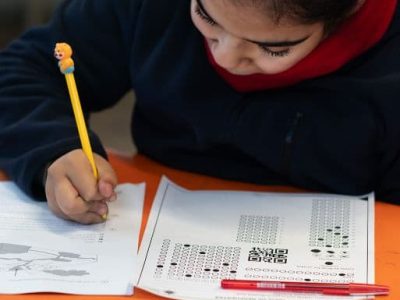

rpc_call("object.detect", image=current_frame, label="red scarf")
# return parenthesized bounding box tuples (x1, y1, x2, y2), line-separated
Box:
(205, 0, 398, 92)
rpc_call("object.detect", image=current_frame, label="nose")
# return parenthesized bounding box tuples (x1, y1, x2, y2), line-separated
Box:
(210, 36, 251, 71)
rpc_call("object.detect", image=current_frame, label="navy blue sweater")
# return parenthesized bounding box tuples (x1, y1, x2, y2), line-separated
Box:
(1, 0, 400, 203)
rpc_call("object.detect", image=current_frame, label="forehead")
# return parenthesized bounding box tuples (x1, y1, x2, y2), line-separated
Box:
(199, 0, 316, 41)
(206, 0, 275, 24)
(220, 0, 277, 20)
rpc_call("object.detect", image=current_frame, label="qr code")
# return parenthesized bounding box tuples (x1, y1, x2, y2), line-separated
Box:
(248, 247, 288, 264)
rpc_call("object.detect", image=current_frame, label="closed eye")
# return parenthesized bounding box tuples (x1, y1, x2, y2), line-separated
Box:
(195, 5, 217, 26)
(258, 45, 291, 57)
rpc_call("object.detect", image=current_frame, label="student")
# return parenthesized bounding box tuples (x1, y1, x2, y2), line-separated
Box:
(0, 0, 399, 224)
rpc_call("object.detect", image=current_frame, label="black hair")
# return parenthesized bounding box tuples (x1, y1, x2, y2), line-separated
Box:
(230, 0, 360, 33)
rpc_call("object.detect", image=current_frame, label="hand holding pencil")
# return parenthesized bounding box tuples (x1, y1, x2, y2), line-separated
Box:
(41, 43, 118, 224)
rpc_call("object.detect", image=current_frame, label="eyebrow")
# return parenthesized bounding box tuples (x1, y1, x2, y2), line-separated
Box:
(196, 0, 310, 48)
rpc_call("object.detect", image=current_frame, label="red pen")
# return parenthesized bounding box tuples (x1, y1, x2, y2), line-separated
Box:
(221, 279, 389, 296)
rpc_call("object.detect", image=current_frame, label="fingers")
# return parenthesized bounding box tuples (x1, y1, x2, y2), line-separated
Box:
(64, 153, 102, 202)
(98, 179, 117, 201)
(55, 176, 107, 224)
(96, 155, 118, 202)
(45, 149, 118, 224)
(46, 169, 106, 224)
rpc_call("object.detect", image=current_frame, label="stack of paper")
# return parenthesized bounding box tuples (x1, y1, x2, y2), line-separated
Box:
(0, 176, 375, 300)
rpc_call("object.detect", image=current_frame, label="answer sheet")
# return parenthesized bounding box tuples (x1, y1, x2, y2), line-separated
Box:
(0, 181, 144, 295)
(137, 177, 374, 300)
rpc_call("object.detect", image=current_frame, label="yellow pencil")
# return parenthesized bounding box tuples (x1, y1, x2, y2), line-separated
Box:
(54, 43, 98, 180)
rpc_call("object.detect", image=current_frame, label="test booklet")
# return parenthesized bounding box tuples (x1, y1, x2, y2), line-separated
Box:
(137, 177, 374, 300)
(0, 181, 144, 295)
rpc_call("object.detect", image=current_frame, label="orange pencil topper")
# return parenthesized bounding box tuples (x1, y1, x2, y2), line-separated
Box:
(54, 43, 75, 74)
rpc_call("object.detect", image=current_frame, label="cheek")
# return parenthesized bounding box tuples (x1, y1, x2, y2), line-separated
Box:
(255, 53, 308, 74)
(256, 43, 321, 74)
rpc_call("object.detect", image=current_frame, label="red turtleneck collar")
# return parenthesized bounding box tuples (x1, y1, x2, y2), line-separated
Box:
(205, 0, 398, 92)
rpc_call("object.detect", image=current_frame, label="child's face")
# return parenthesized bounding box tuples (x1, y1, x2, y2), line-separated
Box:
(191, 0, 325, 75)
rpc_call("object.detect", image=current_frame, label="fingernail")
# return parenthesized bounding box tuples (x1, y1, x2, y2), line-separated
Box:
(101, 214, 108, 220)
(97, 205, 107, 216)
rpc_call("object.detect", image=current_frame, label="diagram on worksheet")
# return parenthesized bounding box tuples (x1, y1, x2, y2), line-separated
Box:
(0, 243, 97, 277)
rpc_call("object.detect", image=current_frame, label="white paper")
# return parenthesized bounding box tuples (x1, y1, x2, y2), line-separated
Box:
(0, 181, 144, 295)
(137, 177, 374, 300)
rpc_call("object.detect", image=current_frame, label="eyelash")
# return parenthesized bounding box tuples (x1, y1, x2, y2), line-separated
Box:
(258, 45, 290, 57)
(195, 6, 217, 26)
(195, 4, 291, 58)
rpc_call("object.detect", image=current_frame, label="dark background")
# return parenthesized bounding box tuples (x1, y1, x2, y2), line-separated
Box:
(0, 0, 59, 47)
(0, 0, 136, 154)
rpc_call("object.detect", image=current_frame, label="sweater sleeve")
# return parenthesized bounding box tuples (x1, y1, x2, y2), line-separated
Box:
(0, 0, 140, 200)
(375, 82, 400, 204)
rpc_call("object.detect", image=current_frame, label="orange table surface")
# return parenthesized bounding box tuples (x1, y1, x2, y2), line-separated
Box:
(0, 152, 399, 300)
